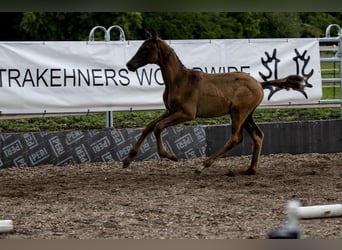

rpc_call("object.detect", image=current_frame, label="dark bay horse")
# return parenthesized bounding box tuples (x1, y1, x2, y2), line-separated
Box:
(124, 32, 304, 175)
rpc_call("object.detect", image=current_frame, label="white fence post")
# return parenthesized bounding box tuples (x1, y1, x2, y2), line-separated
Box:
(319, 24, 342, 118)
(88, 25, 126, 128)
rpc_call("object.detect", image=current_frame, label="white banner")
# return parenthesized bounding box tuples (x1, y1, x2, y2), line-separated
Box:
(0, 39, 321, 114)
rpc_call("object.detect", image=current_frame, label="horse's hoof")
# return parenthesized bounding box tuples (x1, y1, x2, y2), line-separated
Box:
(122, 162, 130, 168)
(244, 168, 256, 175)
(194, 167, 203, 175)
(171, 156, 178, 162)
(160, 151, 178, 162)
(203, 159, 213, 169)
(225, 170, 235, 177)
(167, 153, 178, 162)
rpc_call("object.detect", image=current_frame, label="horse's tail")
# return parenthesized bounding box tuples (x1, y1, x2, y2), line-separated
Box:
(261, 75, 305, 91)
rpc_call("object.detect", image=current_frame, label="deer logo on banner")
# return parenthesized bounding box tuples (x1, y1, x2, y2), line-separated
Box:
(259, 48, 313, 100)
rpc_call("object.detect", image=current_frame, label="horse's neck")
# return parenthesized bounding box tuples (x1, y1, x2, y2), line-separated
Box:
(158, 42, 185, 86)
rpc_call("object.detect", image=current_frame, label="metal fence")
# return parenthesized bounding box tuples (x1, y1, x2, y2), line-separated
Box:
(1, 24, 341, 126)
(318, 24, 342, 118)
(88, 25, 126, 127)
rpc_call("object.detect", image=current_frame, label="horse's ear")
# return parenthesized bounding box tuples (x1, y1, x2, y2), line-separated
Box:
(145, 30, 158, 41)
(150, 31, 158, 41)
(145, 30, 152, 39)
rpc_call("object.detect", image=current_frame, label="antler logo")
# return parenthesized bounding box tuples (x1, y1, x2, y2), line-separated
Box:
(259, 48, 313, 100)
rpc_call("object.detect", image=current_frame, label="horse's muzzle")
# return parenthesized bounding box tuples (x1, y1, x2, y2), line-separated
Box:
(126, 62, 137, 72)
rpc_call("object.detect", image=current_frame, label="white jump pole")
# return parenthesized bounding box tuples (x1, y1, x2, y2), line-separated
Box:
(297, 204, 342, 219)
(268, 201, 342, 238)
(0, 220, 13, 233)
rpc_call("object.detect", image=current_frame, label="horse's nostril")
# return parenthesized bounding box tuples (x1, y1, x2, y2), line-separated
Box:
(126, 62, 135, 72)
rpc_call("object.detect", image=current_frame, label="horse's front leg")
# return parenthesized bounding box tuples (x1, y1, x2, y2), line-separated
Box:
(122, 111, 170, 168)
(153, 111, 194, 161)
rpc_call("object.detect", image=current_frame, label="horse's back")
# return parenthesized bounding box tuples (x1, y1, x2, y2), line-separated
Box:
(195, 71, 264, 117)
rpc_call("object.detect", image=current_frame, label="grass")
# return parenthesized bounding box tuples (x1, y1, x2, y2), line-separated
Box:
(0, 106, 340, 133)
(0, 115, 106, 133)
(321, 61, 340, 99)
(323, 85, 340, 99)
(321, 62, 340, 78)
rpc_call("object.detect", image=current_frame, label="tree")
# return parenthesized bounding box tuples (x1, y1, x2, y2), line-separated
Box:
(300, 12, 342, 37)
(142, 12, 262, 39)
(0, 13, 23, 40)
(1, 12, 341, 41)
(19, 12, 143, 41)
(259, 13, 303, 38)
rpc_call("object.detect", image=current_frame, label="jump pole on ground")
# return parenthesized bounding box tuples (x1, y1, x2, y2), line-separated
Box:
(297, 204, 342, 219)
(0, 220, 13, 233)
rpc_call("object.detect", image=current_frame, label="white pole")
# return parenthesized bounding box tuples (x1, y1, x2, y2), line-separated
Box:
(297, 204, 342, 219)
(0, 220, 13, 233)
(286, 200, 301, 231)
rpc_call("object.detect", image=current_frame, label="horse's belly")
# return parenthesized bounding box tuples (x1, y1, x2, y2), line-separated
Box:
(196, 99, 229, 118)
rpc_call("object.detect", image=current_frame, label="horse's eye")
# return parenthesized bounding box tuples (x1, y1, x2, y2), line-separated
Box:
(144, 45, 156, 52)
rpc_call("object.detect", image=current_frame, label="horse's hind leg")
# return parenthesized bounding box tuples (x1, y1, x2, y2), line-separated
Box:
(243, 114, 264, 175)
(122, 111, 170, 168)
(196, 112, 244, 174)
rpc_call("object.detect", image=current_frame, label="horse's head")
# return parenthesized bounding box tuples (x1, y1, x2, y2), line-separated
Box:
(126, 31, 160, 72)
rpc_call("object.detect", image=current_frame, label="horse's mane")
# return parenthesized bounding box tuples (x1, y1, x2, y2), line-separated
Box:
(174, 52, 185, 68)
(174, 53, 186, 69)
(158, 38, 186, 69)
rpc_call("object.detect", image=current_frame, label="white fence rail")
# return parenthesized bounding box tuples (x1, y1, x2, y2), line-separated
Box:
(318, 24, 342, 114)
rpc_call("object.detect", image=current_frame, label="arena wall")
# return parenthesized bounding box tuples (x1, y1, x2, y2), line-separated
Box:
(0, 119, 341, 168)
(206, 119, 342, 157)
